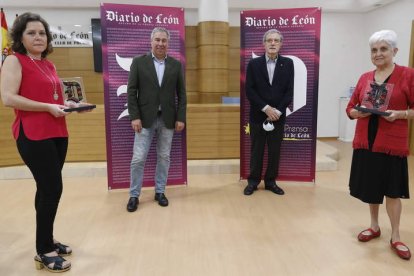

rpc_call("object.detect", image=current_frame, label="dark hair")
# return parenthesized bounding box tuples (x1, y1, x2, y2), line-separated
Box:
(10, 12, 53, 58)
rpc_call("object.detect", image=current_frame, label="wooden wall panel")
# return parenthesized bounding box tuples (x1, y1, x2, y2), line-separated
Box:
(185, 26, 199, 103)
(197, 22, 230, 103)
(198, 69, 228, 93)
(228, 70, 240, 93)
(228, 26, 241, 97)
(0, 104, 107, 167)
(199, 93, 227, 103)
(197, 22, 229, 45)
(185, 26, 197, 48)
(65, 105, 106, 161)
(185, 69, 198, 92)
(0, 103, 241, 167)
(50, 48, 94, 70)
(198, 45, 229, 68)
(185, 47, 198, 70)
(229, 27, 241, 48)
(49, 48, 104, 105)
(0, 106, 21, 166)
(228, 48, 241, 70)
(187, 104, 240, 159)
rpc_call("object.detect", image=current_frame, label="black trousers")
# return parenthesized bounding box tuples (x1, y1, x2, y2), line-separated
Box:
(17, 127, 68, 254)
(248, 122, 284, 186)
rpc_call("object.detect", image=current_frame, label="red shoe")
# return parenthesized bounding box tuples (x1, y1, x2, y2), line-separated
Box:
(357, 228, 381, 242)
(390, 240, 411, 260)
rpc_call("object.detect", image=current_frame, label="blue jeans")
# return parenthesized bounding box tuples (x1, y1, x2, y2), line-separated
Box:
(129, 115, 174, 197)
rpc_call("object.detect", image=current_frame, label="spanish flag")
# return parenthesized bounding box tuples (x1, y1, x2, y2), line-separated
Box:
(1, 8, 10, 64)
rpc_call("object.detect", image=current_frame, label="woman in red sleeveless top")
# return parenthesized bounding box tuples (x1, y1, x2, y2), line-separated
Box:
(0, 13, 82, 272)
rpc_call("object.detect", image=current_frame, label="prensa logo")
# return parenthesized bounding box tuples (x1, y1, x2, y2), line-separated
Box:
(105, 10, 140, 23)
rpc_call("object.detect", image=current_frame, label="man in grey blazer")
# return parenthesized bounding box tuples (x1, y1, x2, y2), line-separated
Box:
(244, 29, 294, 196)
(126, 27, 186, 212)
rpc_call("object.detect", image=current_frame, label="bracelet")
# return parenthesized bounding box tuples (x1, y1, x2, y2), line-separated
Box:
(405, 110, 409, 119)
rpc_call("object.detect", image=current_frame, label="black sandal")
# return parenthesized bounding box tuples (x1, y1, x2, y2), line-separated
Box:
(54, 242, 72, 256)
(34, 254, 71, 272)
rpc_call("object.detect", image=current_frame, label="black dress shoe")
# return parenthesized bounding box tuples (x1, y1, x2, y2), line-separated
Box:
(127, 197, 139, 212)
(154, 193, 169, 207)
(244, 184, 257, 195)
(265, 182, 285, 195)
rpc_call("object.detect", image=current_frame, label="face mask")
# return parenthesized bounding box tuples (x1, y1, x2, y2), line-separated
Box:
(262, 120, 274, 131)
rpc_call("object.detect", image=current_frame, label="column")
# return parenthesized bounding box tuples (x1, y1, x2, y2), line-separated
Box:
(197, 0, 229, 103)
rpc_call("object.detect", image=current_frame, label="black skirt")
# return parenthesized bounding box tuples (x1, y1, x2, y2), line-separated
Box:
(349, 115, 410, 204)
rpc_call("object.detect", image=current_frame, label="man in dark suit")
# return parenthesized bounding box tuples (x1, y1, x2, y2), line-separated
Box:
(244, 29, 294, 196)
(126, 27, 186, 212)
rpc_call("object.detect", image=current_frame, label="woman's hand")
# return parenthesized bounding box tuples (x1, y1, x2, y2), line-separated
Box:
(349, 107, 371, 119)
(383, 110, 406, 122)
(64, 100, 79, 109)
(47, 104, 68, 117)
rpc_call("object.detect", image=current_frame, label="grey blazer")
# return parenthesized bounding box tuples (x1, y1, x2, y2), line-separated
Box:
(127, 53, 186, 129)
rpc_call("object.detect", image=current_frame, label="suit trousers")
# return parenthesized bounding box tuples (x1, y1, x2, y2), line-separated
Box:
(248, 122, 284, 186)
(16, 126, 68, 254)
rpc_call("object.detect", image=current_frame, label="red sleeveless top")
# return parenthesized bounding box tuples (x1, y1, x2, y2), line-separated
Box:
(12, 53, 68, 140)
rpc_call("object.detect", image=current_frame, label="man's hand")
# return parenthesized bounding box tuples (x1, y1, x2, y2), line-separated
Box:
(131, 119, 142, 133)
(175, 121, 185, 132)
(265, 107, 281, 121)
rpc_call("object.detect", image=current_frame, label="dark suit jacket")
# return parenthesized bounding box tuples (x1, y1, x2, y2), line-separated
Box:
(246, 54, 294, 124)
(127, 53, 186, 129)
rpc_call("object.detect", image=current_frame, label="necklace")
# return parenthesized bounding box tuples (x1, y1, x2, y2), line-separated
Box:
(27, 54, 59, 101)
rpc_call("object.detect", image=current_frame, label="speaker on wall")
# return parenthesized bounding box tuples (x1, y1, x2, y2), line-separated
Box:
(91, 18, 102, 73)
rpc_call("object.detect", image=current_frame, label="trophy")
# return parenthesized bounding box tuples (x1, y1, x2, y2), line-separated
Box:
(354, 80, 393, 116)
(60, 77, 96, 112)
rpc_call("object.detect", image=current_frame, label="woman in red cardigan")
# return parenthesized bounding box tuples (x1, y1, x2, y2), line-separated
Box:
(346, 30, 414, 260)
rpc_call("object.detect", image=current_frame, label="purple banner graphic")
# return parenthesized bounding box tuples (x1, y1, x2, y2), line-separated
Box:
(240, 8, 321, 182)
(101, 3, 186, 189)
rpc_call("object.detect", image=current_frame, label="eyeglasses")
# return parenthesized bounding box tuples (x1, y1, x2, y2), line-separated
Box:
(265, 38, 281, 44)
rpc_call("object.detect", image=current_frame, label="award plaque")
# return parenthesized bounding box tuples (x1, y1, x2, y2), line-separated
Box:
(60, 77, 96, 112)
(355, 80, 393, 116)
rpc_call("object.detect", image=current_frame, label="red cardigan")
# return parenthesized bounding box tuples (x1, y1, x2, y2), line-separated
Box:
(346, 64, 414, 157)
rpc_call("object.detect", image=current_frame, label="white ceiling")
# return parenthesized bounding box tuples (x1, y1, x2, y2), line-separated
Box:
(1, 0, 401, 13)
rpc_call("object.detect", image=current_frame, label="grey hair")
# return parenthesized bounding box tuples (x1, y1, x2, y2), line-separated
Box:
(369, 30, 397, 49)
(151, 27, 170, 40)
(263, 29, 283, 43)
